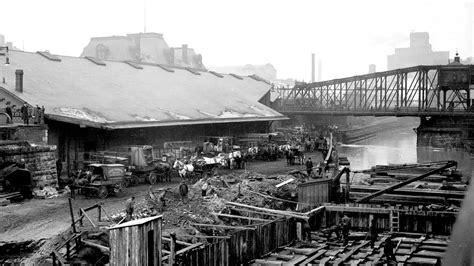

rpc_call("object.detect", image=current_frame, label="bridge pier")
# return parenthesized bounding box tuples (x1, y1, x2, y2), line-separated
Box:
(416, 116, 473, 151)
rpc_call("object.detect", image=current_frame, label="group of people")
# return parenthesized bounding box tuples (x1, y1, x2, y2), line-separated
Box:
(4, 102, 45, 125)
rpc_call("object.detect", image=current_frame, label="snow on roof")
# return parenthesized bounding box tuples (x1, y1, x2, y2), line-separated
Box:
(0, 51, 286, 129)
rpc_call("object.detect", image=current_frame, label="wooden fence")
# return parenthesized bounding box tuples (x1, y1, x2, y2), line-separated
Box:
(170, 218, 296, 266)
(178, 239, 230, 266)
(229, 218, 296, 265)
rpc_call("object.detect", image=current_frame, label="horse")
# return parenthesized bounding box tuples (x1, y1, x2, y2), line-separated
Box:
(173, 160, 195, 180)
(155, 161, 172, 182)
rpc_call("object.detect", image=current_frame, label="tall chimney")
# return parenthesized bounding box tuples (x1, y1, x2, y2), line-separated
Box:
(182, 44, 188, 64)
(15, 69, 24, 93)
(311, 53, 315, 82)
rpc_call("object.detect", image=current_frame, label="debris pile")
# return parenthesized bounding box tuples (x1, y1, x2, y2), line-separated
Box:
(108, 171, 304, 229)
(33, 186, 59, 199)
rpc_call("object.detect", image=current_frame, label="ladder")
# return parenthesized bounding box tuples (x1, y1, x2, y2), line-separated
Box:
(390, 209, 400, 233)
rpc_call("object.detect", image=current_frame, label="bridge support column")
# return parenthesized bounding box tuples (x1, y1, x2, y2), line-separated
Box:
(417, 116, 473, 151)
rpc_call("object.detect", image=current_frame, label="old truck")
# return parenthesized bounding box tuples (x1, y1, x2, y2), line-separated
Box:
(72, 164, 126, 198)
(86, 145, 171, 186)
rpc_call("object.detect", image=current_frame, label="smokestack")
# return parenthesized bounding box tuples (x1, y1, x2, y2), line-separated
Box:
(311, 53, 315, 82)
(15, 69, 24, 93)
(317, 59, 322, 81)
(182, 44, 188, 64)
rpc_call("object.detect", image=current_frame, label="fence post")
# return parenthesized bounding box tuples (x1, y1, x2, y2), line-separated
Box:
(169, 232, 176, 265)
(98, 204, 102, 222)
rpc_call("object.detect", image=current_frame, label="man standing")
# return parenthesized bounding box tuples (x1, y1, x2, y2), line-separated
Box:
(369, 221, 378, 249)
(201, 181, 209, 197)
(305, 157, 313, 178)
(341, 213, 351, 245)
(5, 104, 12, 123)
(384, 235, 396, 262)
(20, 102, 29, 125)
(56, 159, 62, 179)
(125, 196, 135, 221)
(179, 181, 189, 202)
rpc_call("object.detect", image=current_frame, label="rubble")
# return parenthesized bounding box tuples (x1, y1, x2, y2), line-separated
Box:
(32, 186, 59, 199)
(107, 171, 305, 232)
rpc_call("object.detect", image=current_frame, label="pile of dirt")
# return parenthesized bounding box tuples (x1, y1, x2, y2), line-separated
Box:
(108, 171, 303, 230)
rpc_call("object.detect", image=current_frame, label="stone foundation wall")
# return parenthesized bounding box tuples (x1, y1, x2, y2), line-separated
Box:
(0, 141, 58, 189)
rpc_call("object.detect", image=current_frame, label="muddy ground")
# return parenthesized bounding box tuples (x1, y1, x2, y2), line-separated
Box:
(0, 152, 323, 262)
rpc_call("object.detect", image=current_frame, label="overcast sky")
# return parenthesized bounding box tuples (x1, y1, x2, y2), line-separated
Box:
(0, 0, 473, 81)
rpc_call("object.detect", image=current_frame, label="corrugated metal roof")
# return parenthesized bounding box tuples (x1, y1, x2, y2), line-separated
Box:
(0, 51, 286, 129)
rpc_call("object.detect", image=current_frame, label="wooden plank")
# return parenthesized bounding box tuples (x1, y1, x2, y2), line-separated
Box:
(333, 241, 369, 265)
(80, 208, 97, 228)
(190, 222, 256, 231)
(162, 242, 204, 262)
(51, 250, 68, 265)
(299, 246, 328, 265)
(229, 207, 284, 217)
(82, 240, 110, 254)
(212, 212, 273, 222)
(225, 201, 309, 220)
(356, 160, 457, 202)
(162, 237, 194, 246)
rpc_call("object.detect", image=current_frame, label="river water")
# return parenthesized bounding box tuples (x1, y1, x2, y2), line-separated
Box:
(337, 126, 474, 180)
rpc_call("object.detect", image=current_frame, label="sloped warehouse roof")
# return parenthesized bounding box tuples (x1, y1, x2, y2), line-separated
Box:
(0, 51, 286, 129)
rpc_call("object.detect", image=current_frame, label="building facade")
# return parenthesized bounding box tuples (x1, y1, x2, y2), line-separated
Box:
(387, 32, 449, 70)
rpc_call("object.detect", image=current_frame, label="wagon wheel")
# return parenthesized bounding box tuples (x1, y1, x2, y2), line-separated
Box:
(122, 177, 131, 188)
(148, 173, 157, 185)
(130, 175, 139, 185)
(97, 186, 108, 199)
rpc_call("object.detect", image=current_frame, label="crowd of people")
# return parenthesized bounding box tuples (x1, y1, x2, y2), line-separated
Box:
(2, 101, 45, 125)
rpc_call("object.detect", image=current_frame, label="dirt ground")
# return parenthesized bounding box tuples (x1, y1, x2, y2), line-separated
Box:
(0, 151, 322, 244)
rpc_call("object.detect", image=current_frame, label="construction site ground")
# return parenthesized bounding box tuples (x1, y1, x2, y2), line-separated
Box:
(0, 152, 323, 261)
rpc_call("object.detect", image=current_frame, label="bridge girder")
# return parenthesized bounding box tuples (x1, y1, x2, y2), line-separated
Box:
(277, 65, 474, 117)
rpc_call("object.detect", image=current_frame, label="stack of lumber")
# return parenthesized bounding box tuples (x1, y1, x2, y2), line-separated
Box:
(250, 233, 448, 265)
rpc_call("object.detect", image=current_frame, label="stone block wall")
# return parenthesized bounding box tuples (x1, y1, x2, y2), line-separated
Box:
(0, 141, 58, 189)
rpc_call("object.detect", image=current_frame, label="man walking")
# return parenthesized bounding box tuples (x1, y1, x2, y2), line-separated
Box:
(125, 196, 135, 221)
(305, 157, 313, 178)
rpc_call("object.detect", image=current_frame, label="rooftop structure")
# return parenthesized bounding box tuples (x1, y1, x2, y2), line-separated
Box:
(81, 32, 205, 70)
(0, 50, 285, 129)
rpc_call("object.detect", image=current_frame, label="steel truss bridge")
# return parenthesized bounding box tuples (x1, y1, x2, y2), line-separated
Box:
(275, 65, 474, 117)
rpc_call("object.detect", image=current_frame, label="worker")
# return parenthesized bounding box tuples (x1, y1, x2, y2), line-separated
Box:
(383, 235, 396, 262)
(201, 181, 209, 197)
(15, 161, 33, 199)
(369, 221, 378, 248)
(179, 181, 189, 202)
(20, 102, 29, 125)
(305, 157, 313, 178)
(341, 213, 351, 245)
(56, 159, 62, 179)
(5, 104, 12, 123)
(125, 196, 135, 221)
(326, 224, 341, 241)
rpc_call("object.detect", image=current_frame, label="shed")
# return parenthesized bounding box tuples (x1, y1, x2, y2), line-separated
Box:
(109, 215, 162, 266)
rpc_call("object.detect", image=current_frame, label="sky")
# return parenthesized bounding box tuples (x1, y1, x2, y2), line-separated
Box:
(0, 0, 473, 81)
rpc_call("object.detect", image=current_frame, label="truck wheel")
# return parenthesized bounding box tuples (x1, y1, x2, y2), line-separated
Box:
(123, 178, 131, 188)
(97, 186, 108, 199)
(131, 175, 139, 185)
(148, 173, 157, 185)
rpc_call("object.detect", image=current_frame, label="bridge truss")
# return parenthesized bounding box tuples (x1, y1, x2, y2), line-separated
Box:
(277, 65, 474, 117)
